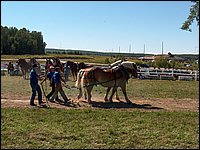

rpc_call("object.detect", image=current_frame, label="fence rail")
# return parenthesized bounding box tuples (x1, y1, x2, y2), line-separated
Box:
(138, 68, 199, 81)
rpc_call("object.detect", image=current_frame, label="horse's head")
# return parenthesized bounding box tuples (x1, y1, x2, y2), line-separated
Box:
(121, 61, 138, 78)
(78, 62, 87, 71)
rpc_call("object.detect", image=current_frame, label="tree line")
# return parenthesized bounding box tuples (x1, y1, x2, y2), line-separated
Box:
(1, 26, 46, 55)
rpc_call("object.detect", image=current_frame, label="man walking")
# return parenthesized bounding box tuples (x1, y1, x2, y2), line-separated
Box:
(41, 65, 59, 101)
(30, 64, 45, 106)
(50, 67, 70, 105)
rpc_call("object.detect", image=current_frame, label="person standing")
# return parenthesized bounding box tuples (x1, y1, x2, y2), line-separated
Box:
(64, 63, 70, 82)
(30, 64, 45, 106)
(7, 62, 14, 75)
(40, 65, 59, 101)
(50, 67, 70, 105)
(14, 63, 20, 75)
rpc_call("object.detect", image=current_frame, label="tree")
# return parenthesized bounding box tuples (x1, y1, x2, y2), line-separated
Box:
(1, 26, 46, 55)
(154, 57, 171, 69)
(181, 1, 199, 32)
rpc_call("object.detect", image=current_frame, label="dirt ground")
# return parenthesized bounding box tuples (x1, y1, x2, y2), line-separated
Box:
(1, 92, 199, 112)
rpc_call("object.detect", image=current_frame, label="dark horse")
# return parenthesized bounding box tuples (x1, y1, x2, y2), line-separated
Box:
(66, 61, 78, 81)
(77, 62, 93, 71)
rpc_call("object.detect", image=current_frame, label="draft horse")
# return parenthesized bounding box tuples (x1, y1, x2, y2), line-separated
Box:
(16, 58, 41, 79)
(75, 61, 138, 104)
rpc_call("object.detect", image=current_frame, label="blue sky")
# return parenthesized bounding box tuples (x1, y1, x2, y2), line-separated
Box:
(1, 1, 199, 54)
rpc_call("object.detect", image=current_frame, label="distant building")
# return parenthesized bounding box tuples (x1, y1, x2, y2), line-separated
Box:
(138, 56, 156, 62)
(138, 53, 185, 62)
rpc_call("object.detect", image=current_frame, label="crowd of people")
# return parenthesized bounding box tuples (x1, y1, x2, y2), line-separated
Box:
(29, 62, 71, 107)
(7, 62, 20, 75)
(6, 59, 73, 107)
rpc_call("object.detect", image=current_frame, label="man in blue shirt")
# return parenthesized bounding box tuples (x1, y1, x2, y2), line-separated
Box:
(50, 67, 70, 105)
(30, 64, 44, 106)
(41, 65, 59, 101)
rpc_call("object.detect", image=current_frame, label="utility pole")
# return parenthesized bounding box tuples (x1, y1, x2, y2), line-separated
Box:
(162, 41, 163, 55)
(194, 46, 198, 53)
(129, 44, 131, 54)
(143, 44, 145, 56)
(132, 43, 134, 54)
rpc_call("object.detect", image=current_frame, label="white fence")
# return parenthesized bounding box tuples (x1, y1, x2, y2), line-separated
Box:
(138, 67, 199, 81)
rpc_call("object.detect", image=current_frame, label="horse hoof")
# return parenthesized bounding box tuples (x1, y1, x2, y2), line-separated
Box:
(109, 99, 113, 103)
(116, 97, 120, 101)
(104, 98, 109, 102)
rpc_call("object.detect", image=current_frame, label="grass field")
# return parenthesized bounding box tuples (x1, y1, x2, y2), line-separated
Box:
(1, 54, 199, 149)
(1, 74, 199, 149)
(1, 75, 199, 100)
(1, 108, 198, 149)
(1, 54, 139, 64)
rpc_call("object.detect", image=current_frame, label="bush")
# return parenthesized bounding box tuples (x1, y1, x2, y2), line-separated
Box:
(105, 58, 110, 64)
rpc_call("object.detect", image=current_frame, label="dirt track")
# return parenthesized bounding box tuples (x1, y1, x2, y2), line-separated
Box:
(1, 93, 199, 112)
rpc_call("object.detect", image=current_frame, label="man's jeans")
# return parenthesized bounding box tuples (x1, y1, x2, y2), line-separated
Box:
(30, 83, 42, 105)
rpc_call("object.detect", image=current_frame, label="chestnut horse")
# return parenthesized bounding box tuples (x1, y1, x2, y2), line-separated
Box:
(76, 59, 125, 102)
(76, 61, 138, 104)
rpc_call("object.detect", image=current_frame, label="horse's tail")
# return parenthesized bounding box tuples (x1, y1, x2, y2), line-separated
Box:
(76, 69, 86, 99)
(75, 69, 84, 89)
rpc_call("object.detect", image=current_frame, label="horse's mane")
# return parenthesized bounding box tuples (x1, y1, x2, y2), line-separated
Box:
(120, 61, 138, 73)
(110, 60, 123, 67)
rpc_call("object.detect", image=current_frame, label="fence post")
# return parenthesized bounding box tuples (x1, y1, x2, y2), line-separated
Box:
(194, 70, 197, 81)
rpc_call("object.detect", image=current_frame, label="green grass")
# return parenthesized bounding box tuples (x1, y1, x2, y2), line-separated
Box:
(1, 64, 199, 149)
(92, 79, 199, 100)
(1, 54, 92, 60)
(126, 79, 199, 99)
(1, 54, 138, 64)
(1, 108, 199, 149)
(1, 76, 199, 100)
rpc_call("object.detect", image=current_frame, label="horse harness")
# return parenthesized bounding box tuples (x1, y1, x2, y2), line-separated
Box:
(111, 65, 130, 86)
(82, 65, 131, 88)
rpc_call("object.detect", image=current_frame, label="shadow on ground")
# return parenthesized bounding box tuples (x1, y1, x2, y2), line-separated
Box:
(91, 101, 163, 110)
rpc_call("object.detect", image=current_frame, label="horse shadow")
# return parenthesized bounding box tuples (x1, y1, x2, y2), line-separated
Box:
(90, 101, 163, 110)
